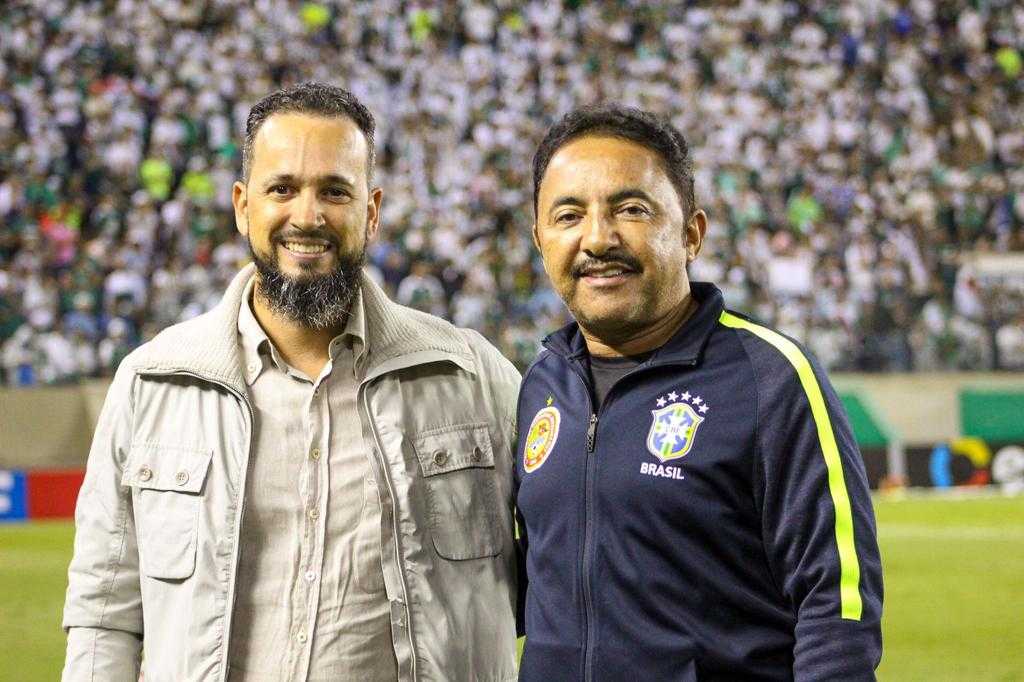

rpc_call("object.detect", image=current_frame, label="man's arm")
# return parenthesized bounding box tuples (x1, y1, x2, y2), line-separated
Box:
(751, 339, 883, 681)
(62, 362, 143, 681)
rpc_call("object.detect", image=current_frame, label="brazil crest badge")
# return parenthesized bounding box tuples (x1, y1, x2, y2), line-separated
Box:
(525, 400, 560, 473)
(646, 390, 708, 462)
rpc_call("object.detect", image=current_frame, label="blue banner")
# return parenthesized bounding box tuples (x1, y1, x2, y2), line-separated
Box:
(0, 470, 27, 521)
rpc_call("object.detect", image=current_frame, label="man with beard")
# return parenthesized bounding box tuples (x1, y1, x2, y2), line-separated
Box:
(515, 105, 882, 680)
(62, 83, 521, 682)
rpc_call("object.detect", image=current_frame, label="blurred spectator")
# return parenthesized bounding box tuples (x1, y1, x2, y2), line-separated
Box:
(0, 0, 1023, 385)
(97, 318, 133, 376)
(396, 260, 447, 318)
(996, 310, 1024, 369)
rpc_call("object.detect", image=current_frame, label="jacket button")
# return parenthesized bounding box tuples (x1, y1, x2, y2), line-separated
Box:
(138, 467, 153, 482)
(174, 471, 189, 486)
(432, 450, 448, 466)
(471, 446, 483, 463)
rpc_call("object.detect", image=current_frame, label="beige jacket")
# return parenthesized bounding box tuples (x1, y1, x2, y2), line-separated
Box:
(62, 265, 521, 682)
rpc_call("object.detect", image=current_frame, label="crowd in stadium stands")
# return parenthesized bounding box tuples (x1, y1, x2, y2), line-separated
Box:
(1, 0, 1023, 386)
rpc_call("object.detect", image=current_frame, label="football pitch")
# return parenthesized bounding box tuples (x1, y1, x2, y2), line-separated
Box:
(1, 494, 1021, 681)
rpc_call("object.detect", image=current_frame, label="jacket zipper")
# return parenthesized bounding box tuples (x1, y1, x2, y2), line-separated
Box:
(564, 356, 698, 682)
(137, 369, 254, 682)
(360, 382, 418, 682)
(223, 390, 254, 682)
(564, 362, 599, 682)
(582, 411, 598, 682)
(586, 414, 598, 453)
(356, 352, 473, 682)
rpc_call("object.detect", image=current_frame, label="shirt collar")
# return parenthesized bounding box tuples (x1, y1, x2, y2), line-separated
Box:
(235, 277, 369, 386)
(335, 285, 368, 371)
(236, 277, 273, 385)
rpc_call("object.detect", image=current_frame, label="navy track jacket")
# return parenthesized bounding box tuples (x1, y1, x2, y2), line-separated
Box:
(514, 283, 883, 681)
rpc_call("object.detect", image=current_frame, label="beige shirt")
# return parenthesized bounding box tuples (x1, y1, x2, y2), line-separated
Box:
(228, 280, 397, 681)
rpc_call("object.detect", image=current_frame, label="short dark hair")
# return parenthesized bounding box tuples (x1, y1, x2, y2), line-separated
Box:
(532, 104, 696, 217)
(242, 82, 376, 182)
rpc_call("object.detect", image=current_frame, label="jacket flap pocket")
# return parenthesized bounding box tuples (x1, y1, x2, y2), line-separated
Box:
(413, 423, 494, 476)
(122, 444, 213, 494)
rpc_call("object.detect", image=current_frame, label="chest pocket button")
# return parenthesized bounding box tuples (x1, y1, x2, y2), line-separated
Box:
(174, 470, 189, 486)
(433, 450, 449, 466)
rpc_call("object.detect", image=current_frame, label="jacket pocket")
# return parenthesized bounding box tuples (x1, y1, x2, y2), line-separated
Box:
(413, 423, 501, 560)
(122, 444, 212, 580)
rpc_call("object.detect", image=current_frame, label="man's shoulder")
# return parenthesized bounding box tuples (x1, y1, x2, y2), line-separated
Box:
(129, 311, 219, 364)
(102, 311, 220, 406)
(387, 300, 458, 343)
(716, 308, 836, 404)
(519, 348, 558, 387)
(378, 298, 520, 384)
(719, 308, 808, 363)
(116, 304, 236, 380)
(455, 325, 521, 385)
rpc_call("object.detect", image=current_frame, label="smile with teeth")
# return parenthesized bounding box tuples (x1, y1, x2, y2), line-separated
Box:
(581, 266, 633, 278)
(282, 241, 330, 254)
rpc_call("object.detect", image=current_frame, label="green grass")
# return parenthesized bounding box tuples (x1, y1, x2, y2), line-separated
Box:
(0, 521, 76, 681)
(875, 493, 1024, 681)
(3, 494, 1022, 680)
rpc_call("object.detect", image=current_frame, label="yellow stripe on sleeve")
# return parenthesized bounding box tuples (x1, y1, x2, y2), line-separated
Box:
(719, 310, 863, 620)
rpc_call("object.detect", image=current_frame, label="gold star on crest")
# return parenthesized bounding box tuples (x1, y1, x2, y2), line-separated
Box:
(546, 395, 554, 406)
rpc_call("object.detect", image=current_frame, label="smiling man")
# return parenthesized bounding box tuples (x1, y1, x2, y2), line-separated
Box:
(62, 83, 521, 682)
(515, 105, 883, 681)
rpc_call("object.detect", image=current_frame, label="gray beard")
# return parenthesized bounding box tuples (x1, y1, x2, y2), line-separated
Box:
(248, 239, 365, 330)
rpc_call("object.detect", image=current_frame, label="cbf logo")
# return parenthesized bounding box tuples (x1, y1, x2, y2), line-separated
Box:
(646, 390, 709, 463)
(524, 396, 561, 473)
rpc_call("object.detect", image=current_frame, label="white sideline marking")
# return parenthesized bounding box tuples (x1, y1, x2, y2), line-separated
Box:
(874, 485, 1023, 502)
(879, 525, 1024, 541)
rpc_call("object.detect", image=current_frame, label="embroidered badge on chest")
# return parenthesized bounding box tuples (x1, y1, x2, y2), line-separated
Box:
(524, 396, 560, 473)
(646, 389, 709, 462)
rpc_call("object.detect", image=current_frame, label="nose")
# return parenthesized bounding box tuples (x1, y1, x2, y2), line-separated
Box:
(291, 188, 324, 230)
(579, 213, 620, 256)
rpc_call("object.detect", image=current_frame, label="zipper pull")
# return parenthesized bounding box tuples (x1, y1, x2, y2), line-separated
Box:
(586, 413, 598, 453)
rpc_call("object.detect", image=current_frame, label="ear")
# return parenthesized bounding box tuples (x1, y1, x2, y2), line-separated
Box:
(684, 209, 707, 263)
(365, 187, 383, 242)
(232, 181, 249, 238)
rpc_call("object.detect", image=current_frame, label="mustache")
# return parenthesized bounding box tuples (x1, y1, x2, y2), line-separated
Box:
(571, 251, 643, 278)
